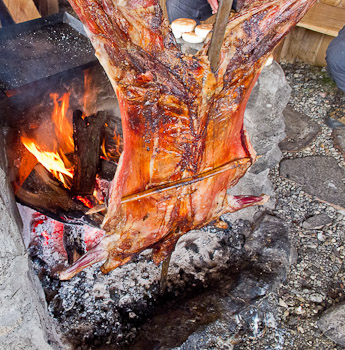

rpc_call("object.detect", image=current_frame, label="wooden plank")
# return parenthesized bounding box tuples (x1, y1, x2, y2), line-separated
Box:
(276, 27, 334, 66)
(297, 3, 345, 37)
(297, 29, 323, 64)
(315, 34, 333, 66)
(38, 0, 59, 17)
(278, 32, 293, 63)
(282, 27, 307, 63)
(0, 0, 15, 26)
(319, 0, 342, 7)
(72, 110, 106, 196)
(3, 0, 40, 23)
(272, 38, 284, 62)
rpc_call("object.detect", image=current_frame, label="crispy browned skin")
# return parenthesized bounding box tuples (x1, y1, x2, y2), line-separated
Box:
(60, 0, 316, 280)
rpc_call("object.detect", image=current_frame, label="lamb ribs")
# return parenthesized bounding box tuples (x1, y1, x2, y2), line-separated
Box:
(60, 0, 316, 279)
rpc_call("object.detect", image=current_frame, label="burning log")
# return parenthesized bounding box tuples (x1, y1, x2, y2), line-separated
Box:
(60, 0, 316, 280)
(16, 163, 104, 227)
(71, 109, 107, 195)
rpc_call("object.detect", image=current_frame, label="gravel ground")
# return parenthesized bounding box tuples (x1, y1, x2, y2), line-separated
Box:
(236, 63, 345, 350)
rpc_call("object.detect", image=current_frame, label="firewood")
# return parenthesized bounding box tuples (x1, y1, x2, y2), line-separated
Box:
(71, 110, 106, 196)
(63, 224, 85, 265)
(16, 163, 104, 227)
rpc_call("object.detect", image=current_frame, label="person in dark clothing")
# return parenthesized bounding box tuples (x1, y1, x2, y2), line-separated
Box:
(166, 0, 239, 24)
(325, 26, 345, 128)
(326, 26, 345, 93)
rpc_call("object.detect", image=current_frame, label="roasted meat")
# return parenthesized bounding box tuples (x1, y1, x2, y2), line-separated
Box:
(60, 0, 316, 279)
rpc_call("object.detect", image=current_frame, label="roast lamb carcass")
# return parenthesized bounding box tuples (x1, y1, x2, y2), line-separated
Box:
(60, 0, 316, 279)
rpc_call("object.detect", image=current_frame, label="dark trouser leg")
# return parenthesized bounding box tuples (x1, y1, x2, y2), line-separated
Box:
(166, 0, 240, 24)
(166, 0, 213, 23)
(326, 26, 345, 93)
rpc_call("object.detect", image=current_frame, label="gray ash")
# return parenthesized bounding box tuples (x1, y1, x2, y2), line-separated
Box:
(30, 218, 250, 349)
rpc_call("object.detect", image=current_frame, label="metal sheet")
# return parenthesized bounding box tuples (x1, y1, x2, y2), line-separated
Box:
(0, 12, 96, 92)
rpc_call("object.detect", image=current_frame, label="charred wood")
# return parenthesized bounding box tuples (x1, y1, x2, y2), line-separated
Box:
(71, 109, 106, 196)
(99, 159, 117, 181)
(16, 163, 104, 227)
(101, 115, 123, 164)
(63, 224, 86, 264)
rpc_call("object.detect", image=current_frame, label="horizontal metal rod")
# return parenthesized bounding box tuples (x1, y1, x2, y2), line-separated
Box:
(120, 157, 251, 204)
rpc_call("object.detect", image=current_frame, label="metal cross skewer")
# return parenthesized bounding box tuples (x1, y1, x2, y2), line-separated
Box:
(159, 0, 232, 294)
(208, 0, 234, 72)
(159, 253, 172, 294)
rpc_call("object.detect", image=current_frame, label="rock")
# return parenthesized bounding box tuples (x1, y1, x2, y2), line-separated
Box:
(227, 62, 289, 222)
(318, 302, 345, 346)
(280, 156, 345, 209)
(244, 214, 291, 280)
(326, 106, 345, 129)
(279, 106, 321, 152)
(244, 62, 289, 175)
(332, 127, 345, 157)
(317, 232, 326, 242)
(308, 293, 324, 303)
(279, 298, 289, 308)
(302, 214, 332, 230)
(0, 135, 64, 350)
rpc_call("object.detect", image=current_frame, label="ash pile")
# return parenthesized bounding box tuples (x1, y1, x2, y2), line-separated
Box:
(25, 61, 290, 349)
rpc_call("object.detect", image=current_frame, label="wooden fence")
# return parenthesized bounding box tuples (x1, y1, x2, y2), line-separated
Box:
(275, 0, 345, 66)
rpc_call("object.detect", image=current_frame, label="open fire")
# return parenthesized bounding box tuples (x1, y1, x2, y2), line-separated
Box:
(2, 63, 123, 269)
(20, 72, 122, 197)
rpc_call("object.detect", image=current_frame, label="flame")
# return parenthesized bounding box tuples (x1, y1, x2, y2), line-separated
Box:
(93, 186, 104, 204)
(83, 69, 93, 117)
(50, 92, 74, 153)
(21, 92, 75, 188)
(22, 137, 73, 188)
(101, 126, 123, 161)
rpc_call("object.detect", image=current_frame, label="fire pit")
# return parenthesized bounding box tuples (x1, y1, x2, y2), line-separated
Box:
(0, 58, 291, 349)
(1, 12, 127, 270)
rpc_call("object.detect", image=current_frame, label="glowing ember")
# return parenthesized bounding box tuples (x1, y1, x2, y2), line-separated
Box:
(76, 196, 94, 208)
(40, 230, 50, 246)
(21, 137, 73, 188)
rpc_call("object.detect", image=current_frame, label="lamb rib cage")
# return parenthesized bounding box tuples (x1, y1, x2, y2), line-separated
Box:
(60, 0, 316, 280)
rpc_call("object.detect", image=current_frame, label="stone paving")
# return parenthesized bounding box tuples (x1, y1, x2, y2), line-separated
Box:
(236, 62, 345, 350)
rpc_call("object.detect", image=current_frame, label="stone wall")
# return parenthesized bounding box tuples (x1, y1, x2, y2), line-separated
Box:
(0, 128, 64, 349)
